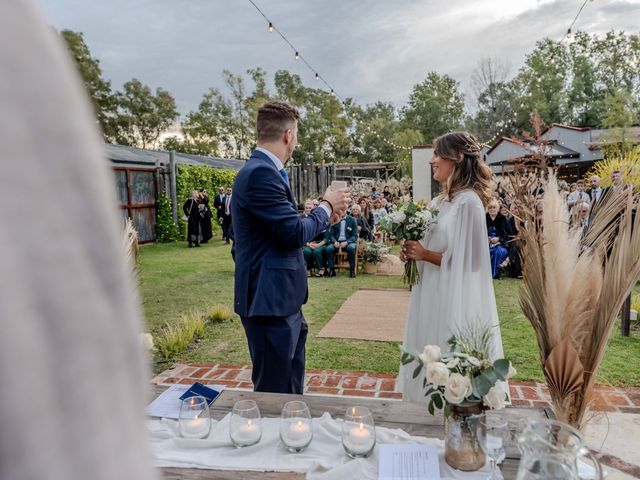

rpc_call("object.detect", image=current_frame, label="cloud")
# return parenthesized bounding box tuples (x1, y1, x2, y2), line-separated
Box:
(38, 0, 640, 115)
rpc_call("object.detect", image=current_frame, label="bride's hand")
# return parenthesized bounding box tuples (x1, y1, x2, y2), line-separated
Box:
(402, 240, 426, 261)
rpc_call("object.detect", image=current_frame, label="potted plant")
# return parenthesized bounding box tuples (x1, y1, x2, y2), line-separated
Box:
(361, 241, 389, 274)
(401, 329, 515, 471)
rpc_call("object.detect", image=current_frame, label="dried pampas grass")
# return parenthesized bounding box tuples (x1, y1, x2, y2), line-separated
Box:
(513, 169, 640, 429)
(122, 218, 139, 276)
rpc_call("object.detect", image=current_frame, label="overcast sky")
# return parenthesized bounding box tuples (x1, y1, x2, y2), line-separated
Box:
(39, 0, 640, 117)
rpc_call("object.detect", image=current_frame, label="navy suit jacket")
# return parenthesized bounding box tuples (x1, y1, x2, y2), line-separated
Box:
(231, 150, 330, 318)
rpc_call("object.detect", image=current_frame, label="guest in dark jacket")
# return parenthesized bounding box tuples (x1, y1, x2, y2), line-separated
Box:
(505, 202, 522, 278)
(183, 190, 201, 247)
(351, 204, 372, 241)
(325, 213, 358, 277)
(486, 199, 508, 278)
(358, 196, 375, 232)
(198, 190, 213, 243)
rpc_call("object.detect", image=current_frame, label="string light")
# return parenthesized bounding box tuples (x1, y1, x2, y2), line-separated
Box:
(246, 0, 410, 152)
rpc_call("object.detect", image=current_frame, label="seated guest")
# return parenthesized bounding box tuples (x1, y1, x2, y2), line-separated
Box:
(325, 213, 358, 278)
(486, 199, 509, 279)
(351, 204, 372, 241)
(371, 198, 387, 229)
(302, 200, 327, 276)
(358, 196, 375, 232)
(380, 197, 391, 213)
(488, 226, 509, 279)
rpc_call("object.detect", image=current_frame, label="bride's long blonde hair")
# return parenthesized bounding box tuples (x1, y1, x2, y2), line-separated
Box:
(433, 131, 492, 207)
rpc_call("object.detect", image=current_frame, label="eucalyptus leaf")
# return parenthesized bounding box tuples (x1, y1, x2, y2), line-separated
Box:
(433, 393, 443, 410)
(412, 364, 423, 379)
(493, 359, 510, 379)
(428, 400, 435, 416)
(472, 374, 492, 398)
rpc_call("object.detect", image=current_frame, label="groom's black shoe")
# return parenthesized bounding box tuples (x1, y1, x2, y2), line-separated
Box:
(328, 268, 336, 277)
(349, 269, 356, 278)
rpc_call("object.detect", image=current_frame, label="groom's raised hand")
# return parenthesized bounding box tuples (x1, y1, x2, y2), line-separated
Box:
(321, 186, 351, 222)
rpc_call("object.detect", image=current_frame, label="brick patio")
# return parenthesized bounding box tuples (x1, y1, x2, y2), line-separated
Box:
(152, 363, 640, 413)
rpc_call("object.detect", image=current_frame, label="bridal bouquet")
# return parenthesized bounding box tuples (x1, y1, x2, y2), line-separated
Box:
(401, 330, 515, 416)
(378, 200, 438, 286)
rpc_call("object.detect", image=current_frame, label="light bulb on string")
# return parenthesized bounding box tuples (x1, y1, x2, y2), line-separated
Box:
(565, 28, 572, 40)
(295, 51, 299, 60)
(268, 22, 273, 32)
(315, 73, 319, 81)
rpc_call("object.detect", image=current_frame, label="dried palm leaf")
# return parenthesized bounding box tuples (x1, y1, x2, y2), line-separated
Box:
(544, 338, 584, 398)
(510, 167, 640, 429)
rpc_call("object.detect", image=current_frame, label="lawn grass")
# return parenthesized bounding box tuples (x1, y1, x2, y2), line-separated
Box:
(139, 237, 640, 386)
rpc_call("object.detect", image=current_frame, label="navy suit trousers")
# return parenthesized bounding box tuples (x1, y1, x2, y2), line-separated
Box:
(240, 311, 308, 394)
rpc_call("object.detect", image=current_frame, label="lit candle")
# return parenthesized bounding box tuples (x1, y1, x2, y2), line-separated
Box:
(234, 419, 261, 444)
(344, 422, 374, 454)
(282, 420, 312, 448)
(181, 415, 209, 438)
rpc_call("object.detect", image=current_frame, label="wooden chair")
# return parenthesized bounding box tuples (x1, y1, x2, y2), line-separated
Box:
(334, 242, 358, 276)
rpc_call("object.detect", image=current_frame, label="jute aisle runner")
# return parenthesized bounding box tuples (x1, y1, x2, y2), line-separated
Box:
(316, 288, 410, 342)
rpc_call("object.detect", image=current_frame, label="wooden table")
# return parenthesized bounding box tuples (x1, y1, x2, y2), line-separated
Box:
(154, 387, 551, 479)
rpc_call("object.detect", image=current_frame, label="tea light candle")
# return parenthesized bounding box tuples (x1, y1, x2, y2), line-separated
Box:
(181, 416, 208, 438)
(282, 420, 312, 448)
(234, 420, 261, 444)
(344, 423, 374, 454)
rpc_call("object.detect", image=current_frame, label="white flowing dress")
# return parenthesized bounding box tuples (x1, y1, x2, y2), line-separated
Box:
(398, 190, 505, 403)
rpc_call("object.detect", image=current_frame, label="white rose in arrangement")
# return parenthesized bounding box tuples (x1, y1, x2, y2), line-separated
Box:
(425, 362, 450, 386)
(507, 362, 517, 379)
(419, 345, 441, 364)
(389, 210, 406, 223)
(139, 333, 154, 351)
(444, 373, 472, 405)
(483, 384, 507, 410)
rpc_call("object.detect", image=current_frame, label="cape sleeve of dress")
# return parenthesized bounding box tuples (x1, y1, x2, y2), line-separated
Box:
(439, 192, 505, 360)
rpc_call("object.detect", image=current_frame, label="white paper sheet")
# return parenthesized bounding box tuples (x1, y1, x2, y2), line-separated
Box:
(378, 443, 441, 480)
(146, 384, 225, 419)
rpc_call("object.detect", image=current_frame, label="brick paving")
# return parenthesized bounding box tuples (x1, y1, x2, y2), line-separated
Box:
(152, 363, 640, 413)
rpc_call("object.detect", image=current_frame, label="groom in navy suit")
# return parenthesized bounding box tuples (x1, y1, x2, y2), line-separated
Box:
(231, 101, 349, 394)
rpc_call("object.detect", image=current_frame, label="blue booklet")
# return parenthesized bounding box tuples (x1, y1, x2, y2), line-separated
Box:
(178, 382, 221, 405)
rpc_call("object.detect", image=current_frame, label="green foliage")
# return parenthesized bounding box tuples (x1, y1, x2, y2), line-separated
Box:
(60, 30, 118, 141)
(155, 311, 206, 360)
(176, 165, 237, 205)
(361, 242, 389, 264)
(155, 192, 178, 242)
(401, 72, 465, 143)
(115, 78, 179, 148)
(206, 304, 234, 323)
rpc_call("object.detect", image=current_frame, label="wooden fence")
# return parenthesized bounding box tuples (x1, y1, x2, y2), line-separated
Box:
(285, 163, 336, 206)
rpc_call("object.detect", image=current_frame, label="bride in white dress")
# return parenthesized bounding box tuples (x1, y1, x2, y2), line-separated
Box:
(398, 132, 505, 403)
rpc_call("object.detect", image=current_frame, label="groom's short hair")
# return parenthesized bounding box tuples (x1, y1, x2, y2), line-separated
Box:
(257, 101, 300, 142)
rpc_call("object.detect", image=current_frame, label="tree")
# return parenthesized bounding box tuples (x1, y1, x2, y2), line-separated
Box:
(60, 30, 118, 140)
(601, 89, 639, 155)
(401, 72, 465, 143)
(114, 79, 179, 148)
(350, 102, 399, 164)
(180, 87, 233, 156)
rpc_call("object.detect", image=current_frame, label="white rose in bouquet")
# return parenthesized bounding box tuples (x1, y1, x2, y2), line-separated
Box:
(483, 384, 507, 410)
(419, 344, 441, 364)
(425, 362, 450, 386)
(444, 373, 472, 404)
(389, 210, 406, 223)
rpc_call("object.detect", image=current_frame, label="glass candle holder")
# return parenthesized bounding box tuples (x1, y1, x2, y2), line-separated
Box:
(280, 401, 313, 453)
(229, 399, 262, 448)
(342, 406, 376, 458)
(178, 395, 211, 439)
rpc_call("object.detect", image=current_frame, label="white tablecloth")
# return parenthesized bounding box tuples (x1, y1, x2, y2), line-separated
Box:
(148, 412, 492, 479)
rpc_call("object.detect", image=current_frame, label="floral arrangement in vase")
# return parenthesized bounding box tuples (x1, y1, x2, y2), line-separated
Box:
(401, 329, 516, 416)
(361, 241, 389, 265)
